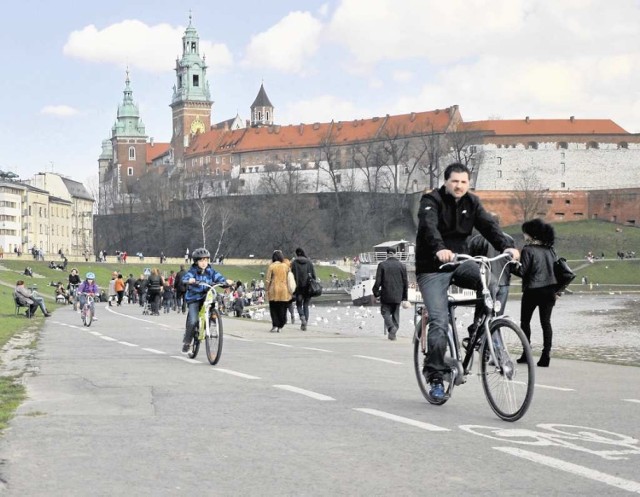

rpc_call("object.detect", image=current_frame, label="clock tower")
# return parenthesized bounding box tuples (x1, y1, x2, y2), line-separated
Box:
(170, 14, 213, 168)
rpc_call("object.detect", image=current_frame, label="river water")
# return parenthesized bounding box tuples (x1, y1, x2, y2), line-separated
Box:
(251, 294, 640, 367)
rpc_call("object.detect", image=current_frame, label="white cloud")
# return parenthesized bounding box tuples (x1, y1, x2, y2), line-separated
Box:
(279, 95, 361, 124)
(243, 11, 323, 74)
(63, 20, 232, 73)
(40, 105, 80, 117)
(392, 70, 413, 83)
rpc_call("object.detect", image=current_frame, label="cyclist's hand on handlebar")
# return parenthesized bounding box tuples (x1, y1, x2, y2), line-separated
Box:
(225, 279, 234, 286)
(503, 248, 520, 261)
(188, 277, 196, 284)
(436, 249, 456, 263)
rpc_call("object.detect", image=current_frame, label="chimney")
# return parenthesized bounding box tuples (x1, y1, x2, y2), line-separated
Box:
(299, 123, 304, 135)
(410, 112, 416, 122)
(525, 116, 529, 123)
(150, 137, 154, 146)
(570, 116, 575, 122)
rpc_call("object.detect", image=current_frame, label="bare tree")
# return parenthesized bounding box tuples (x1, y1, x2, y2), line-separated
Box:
(513, 169, 549, 222)
(210, 205, 234, 261)
(257, 159, 309, 195)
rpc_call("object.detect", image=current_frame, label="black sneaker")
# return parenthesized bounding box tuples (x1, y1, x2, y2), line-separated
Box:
(181, 343, 190, 354)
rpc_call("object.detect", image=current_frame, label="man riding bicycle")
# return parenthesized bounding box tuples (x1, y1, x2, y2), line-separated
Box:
(416, 163, 519, 401)
(181, 248, 233, 353)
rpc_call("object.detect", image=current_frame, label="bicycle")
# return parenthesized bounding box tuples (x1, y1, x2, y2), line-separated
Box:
(186, 282, 226, 365)
(69, 283, 79, 311)
(79, 293, 95, 327)
(413, 253, 535, 422)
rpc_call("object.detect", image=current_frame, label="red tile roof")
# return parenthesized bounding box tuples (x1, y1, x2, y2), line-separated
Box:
(462, 118, 628, 136)
(145, 142, 170, 163)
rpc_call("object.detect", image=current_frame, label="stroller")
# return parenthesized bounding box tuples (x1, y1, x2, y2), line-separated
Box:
(141, 292, 151, 316)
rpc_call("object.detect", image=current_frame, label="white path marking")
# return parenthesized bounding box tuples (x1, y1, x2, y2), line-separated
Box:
(142, 348, 166, 355)
(213, 368, 260, 380)
(99, 336, 117, 342)
(171, 356, 201, 364)
(273, 385, 335, 401)
(226, 336, 253, 342)
(354, 408, 450, 432)
(118, 341, 138, 347)
(300, 347, 333, 353)
(514, 381, 575, 392)
(353, 355, 402, 365)
(266, 342, 294, 348)
(105, 306, 172, 328)
(89, 331, 102, 336)
(623, 399, 640, 404)
(495, 447, 640, 494)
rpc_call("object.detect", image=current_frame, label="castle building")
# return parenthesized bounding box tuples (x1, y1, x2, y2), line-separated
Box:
(97, 17, 640, 226)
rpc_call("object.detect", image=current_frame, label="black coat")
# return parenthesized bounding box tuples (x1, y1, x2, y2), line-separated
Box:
(291, 256, 316, 296)
(514, 243, 558, 290)
(416, 186, 513, 274)
(372, 256, 408, 304)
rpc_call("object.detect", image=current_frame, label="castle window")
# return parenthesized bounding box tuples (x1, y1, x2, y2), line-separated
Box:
(258, 112, 262, 121)
(561, 162, 566, 173)
(193, 75, 199, 87)
(527, 141, 538, 149)
(561, 182, 566, 188)
(266, 111, 270, 121)
(557, 142, 568, 149)
(127, 167, 133, 176)
(497, 170, 502, 178)
(618, 142, 629, 149)
(178, 75, 182, 89)
(335, 174, 342, 184)
(496, 157, 502, 165)
(191, 41, 197, 52)
(128, 146, 136, 160)
(586, 141, 599, 149)
(216, 168, 220, 176)
(565, 199, 571, 205)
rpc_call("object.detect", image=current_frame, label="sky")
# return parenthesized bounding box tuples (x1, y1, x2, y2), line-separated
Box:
(3, 0, 640, 186)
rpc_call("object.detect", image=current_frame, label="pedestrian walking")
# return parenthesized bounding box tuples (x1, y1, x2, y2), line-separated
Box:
(266, 250, 293, 333)
(372, 247, 408, 340)
(291, 247, 317, 331)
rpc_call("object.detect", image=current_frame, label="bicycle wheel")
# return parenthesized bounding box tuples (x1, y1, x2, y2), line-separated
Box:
(480, 318, 534, 422)
(188, 322, 200, 359)
(84, 306, 93, 327)
(413, 318, 456, 406)
(205, 309, 224, 365)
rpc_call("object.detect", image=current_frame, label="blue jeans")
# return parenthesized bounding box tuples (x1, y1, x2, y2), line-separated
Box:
(295, 293, 310, 322)
(183, 300, 203, 344)
(417, 262, 483, 381)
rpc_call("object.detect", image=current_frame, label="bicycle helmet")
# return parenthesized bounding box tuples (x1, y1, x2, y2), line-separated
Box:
(86, 272, 96, 280)
(192, 247, 211, 262)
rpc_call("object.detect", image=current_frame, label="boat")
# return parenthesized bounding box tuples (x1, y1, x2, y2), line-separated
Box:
(349, 240, 475, 306)
(350, 241, 421, 306)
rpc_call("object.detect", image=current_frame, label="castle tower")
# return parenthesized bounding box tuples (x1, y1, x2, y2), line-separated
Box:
(170, 14, 213, 167)
(250, 83, 274, 127)
(110, 70, 147, 187)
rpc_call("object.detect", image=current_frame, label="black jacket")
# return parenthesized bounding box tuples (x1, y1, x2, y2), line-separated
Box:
(416, 186, 513, 274)
(514, 243, 558, 290)
(372, 256, 408, 304)
(291, 256, 316, 296)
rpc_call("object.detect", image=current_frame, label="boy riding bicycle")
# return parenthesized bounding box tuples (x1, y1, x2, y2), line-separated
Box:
(181, 248, 233, 353)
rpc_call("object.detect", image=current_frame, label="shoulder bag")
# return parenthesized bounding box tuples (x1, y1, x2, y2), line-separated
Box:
(306, 272, 323, 297)
(287, 270, 297, 294)
(551, 248, 576, 290)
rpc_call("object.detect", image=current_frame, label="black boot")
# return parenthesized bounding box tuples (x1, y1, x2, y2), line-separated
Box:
(537, 352, 550, 367)
(516, 353, 528, 364)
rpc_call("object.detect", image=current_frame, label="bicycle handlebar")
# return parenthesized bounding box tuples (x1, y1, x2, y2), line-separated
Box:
(439, 252, 514, 271)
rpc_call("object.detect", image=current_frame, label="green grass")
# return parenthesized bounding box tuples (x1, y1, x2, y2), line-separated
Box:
(505, 219, 640, 261)
(0, 376, 26, 430)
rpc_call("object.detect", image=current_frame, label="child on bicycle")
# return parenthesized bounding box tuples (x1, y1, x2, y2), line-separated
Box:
(77, 272, 100, 321)
(181, 248, 233, 353)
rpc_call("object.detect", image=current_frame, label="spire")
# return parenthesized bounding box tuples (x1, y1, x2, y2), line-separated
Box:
(250, 82, 274, 127)
(171, 14, 211, 104)
(112, 70, 146, 137)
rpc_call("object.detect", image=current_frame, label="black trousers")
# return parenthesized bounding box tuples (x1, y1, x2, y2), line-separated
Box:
(520, 285, 556, 354)
(269, 301, 288, 328)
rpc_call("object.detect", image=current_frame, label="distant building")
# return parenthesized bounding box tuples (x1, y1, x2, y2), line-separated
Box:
(0, 172, 94, 257)
(97, 16, 640, 226)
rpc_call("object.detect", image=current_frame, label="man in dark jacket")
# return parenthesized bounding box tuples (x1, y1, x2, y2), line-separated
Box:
(372, 247, 408, 341)
(291, 247, 316, 331)
(416, 163, 519, 400)
(174, 265, 188, 313)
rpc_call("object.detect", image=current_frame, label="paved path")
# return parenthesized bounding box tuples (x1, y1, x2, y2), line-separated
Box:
(0, 303, 639, 496)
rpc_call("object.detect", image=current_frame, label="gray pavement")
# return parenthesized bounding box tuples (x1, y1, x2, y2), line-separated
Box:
(0, 302, 639, 496)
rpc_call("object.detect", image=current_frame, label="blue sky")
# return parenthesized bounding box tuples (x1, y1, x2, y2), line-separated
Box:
(3, 0, 640, 186)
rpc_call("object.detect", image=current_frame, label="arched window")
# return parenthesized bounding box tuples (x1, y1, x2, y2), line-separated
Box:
(527, 141, 538, 150)
(128, 146, 136, 160)
(586, 141, 599, 149)
(557, 142, 568, 149)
